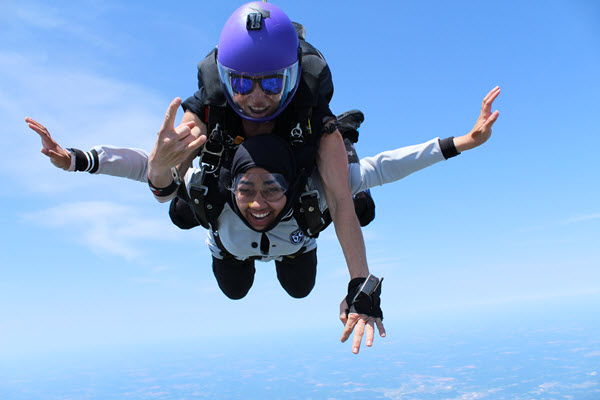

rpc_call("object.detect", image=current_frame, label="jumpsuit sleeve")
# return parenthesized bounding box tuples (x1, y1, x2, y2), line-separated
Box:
(348, 138, 447, 194)
(71, 145, 149, 182)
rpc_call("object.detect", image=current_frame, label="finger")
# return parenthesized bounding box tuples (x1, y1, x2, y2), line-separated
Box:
(365, 319, 375, 347)
(340, 313, 348, 326)
(187, 135, 206, 153)
(174, 121, 196, 136)
(45, 149, 65, 159)
(340, 299, 349, 326)
(31, 127, 59, 151)
(482, 86, 501, 112)
(340, 313, 358, 343)
(182, 120, 196, 131)
(161, 97, 182, 133)
(351, 316, 367, 354)
(485, 110, 500, 127)
(375, 319, 386, 337)
(482, 86, 500, 103)
(26, 121, 51, 139)
(26, 119, 51, 136)
(175, 126, 192, 141)
(174, 122, 200, 145)
(25, 117, 43, 128)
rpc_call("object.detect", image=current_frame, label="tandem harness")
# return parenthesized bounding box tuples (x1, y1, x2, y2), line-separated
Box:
(172, 106, 331, 242)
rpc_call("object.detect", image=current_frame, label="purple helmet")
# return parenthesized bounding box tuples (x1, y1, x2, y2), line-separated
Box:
(217, 2, 301, 122)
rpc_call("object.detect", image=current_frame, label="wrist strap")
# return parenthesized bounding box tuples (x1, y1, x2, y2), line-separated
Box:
(67, 149, 76, 172)
(148, 176, 178, 197)
(346, 274, 384, 320)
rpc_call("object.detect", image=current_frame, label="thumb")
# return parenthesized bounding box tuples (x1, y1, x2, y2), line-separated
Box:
(340, 298, 349, 326)
(487, 110, 500, 125)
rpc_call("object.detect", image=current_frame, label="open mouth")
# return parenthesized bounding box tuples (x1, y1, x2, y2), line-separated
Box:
(248, 106, 270, 116)
(248, 210, 272, 227)
(250, 211, 271, 220)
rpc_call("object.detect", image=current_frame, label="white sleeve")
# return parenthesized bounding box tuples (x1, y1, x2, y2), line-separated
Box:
(349, 138, 446, 194)
(90, 145, 149, 182)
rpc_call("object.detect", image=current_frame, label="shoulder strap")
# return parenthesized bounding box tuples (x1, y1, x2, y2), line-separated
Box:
(294, 189, 330, 237)
(168, 166, 227, 232)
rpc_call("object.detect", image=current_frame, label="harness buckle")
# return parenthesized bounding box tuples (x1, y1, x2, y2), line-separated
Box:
(199, 123, 225, 169)
(290, 123, 304, 145)
(170, 167, 183, 186)
(189, 182, 208, 198)
(300, 190, 320, 205)
(299, 190, 325, 236)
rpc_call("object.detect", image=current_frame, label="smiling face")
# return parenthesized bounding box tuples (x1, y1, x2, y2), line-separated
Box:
(232, 167, 288, 231)
(217, 59, 300, 122)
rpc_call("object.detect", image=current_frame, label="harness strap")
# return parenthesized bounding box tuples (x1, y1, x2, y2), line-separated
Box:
(200, 125, 224, 168)
(286, 246, 307, 259)
(188, 180, 211, 230)
(298, 190, 326, 237)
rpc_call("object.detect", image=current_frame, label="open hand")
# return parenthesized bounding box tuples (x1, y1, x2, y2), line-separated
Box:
(454, 86, 501, 152)
(339, 297, 386, 354)
(25, 117, 71, 170)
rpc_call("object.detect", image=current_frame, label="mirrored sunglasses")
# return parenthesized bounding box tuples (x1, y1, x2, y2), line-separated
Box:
(230, 74, 284, 95)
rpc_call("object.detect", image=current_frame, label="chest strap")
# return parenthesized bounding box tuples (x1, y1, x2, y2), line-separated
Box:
(297, 190, 329, 237)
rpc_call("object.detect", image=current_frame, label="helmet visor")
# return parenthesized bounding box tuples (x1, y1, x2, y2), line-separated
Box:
(217, 60, 300, 122)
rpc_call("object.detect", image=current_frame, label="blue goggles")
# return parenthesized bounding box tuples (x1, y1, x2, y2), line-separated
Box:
(230, 74, 284, 95)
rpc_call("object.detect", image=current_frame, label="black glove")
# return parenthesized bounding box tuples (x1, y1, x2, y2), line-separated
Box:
(346, 274, 383, 320)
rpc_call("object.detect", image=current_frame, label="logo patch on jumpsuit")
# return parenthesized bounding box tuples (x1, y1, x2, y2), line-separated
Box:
(289, 229, 305, 245)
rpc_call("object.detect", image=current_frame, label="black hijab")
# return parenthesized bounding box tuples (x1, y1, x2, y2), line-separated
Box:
(223, 134, 297, 232)
(231, 134, 296, 182)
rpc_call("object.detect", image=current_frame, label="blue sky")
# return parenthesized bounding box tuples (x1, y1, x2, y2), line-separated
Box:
(1, 0, 599, 358)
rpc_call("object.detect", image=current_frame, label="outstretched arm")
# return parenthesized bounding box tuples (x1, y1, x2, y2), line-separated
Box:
(349, 86, 502, 194)
(26, 117, 152, 182)
(317, 128, 385, 355)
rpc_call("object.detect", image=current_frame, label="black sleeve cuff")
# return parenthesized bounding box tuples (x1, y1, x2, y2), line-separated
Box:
(439, 137, 461, 159)
(68, 148, 99, 173)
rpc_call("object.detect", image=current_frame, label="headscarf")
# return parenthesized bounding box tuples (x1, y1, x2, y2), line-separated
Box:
(225, 134, 297, 232)
(230, 134, 296, 181)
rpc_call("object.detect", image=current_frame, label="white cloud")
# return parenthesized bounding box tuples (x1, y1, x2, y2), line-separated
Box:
(21, 201, 189, 260)
(3, 1, 120, 50)
(564, 213, 600, 224)
(2, 2, 64, 30)
(2, 50, 173, 199)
